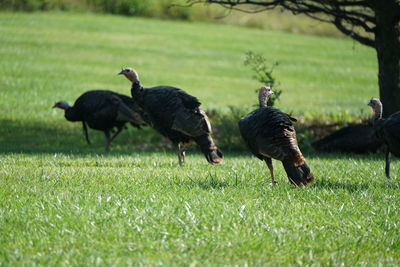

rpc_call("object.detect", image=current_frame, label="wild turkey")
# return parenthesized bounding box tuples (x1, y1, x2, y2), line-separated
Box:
(53, 90, 146, 152)
(368, 98, 400, 181)
(118, 67, 223, 165)
(312, 123, 383, 154)
(238, 86, 314, 186)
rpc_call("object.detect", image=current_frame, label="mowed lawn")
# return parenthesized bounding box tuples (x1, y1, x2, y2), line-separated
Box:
(0, 12, 378, 153)
(1, 153, 400, 265)
(1, 12, 399, 265)
(0, 12, 376, 118)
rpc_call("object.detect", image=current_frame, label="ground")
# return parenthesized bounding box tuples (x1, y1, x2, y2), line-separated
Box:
(1, 153, 399, 265)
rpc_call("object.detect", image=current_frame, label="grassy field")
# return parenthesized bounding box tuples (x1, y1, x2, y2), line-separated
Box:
(0, 12, 377, 152)
(0, 0, 353, 37)
(1, 153, 399, 265)
(0, 12, 376, 115)
(1, 12, 398, 265)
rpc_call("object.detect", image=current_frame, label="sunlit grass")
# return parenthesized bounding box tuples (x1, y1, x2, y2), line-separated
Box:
(0, 12, 376, 120)
(1, 153, 399, 265)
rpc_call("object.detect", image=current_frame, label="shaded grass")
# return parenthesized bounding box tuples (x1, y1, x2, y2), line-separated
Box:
(0, 118, 165, 154)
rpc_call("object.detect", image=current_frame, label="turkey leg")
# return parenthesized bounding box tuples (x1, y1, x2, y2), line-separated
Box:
(385, 145, 392, 182)
(82, 121, 91, 145)
(264, 157, 276, 185)
(176, 143, 186, 166)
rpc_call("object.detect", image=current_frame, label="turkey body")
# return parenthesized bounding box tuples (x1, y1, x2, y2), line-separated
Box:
(131, 82, 223, 164)
(61, 90, 145, 152)
(381, 112, 400, 157)
(239, 106, 314, 186)
(313, 124, 383, 154)
(374, 111, 400, 179)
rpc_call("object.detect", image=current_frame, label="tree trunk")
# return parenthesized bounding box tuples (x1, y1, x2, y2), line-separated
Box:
(374, 1, 400, 117)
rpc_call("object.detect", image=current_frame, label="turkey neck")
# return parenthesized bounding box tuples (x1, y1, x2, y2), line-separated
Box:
(131, 81, 144, 104)
(64, 106, 79, 121)
(371, 103, 383, 124)
(258, 88, 270, 108)
(259, 95, 269, 108)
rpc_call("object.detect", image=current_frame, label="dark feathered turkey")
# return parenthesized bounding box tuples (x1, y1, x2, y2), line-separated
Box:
(119, 67, 223, 165)
(53, 90, 146, 152)
(312, 124, 383, 153)
(368, 98, 400, 180)
(238, 86, 314, 186)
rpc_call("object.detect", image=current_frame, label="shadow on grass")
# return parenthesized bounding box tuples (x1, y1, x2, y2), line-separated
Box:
(313, 178, 400, 192)
(0, 118, 166, 155)
(188, 179, 229, 190)
(176, 175, 400, 192)
(191, 175, 230, 190)
(0, 118, 392, 164)
(306, 151, 385, 161)
(172, 173, 230, 190)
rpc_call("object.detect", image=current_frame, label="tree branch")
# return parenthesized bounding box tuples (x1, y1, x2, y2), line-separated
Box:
(189, 0, 377, 46)
(333, 17, 375, 47)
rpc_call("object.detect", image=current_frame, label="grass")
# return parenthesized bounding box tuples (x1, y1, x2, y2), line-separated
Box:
(0, 12, 376, 117)
(0, 12, 377, 152)
(205, 7, 345, 38)
(1, 152, 399, 265)
(0, 12, 397, 265)
(0, 0, 353, 38)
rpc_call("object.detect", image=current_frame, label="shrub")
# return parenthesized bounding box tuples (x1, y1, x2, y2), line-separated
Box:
(244, 51, 281, 106)
(0, 0, 194, 19)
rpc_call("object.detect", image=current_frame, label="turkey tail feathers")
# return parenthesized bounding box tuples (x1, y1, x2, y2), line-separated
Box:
(282, 161, 315, 186)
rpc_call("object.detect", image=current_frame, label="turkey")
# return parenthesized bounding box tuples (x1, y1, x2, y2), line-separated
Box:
(118, 67, 223, 165)
(368, 98, 400, 181)
(238, 86, 315, 186)
(53, 90, 146, 152)
(312, 123, 383, 154)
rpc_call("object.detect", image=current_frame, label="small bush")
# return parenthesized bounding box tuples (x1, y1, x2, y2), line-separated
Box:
(244, 51, 281, 106)
(0, 0, 194, 20)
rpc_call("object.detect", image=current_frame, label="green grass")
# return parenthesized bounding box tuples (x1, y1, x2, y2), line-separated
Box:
(1, 153, 399, 265)
(0, 12, 376, 116)
(0, 0, 354, 38)
(0, 12, 377, 153)
(0, 12, 396, 265)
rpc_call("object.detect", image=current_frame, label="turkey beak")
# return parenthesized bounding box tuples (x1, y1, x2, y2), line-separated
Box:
(118, 70, 125, 75)
(52, 103, 57, 108)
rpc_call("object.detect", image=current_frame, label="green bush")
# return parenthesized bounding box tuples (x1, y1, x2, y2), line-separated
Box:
(244, 51, 281, 107)
(0, 0, 194, 19)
